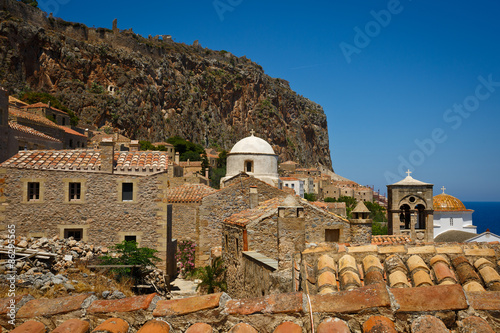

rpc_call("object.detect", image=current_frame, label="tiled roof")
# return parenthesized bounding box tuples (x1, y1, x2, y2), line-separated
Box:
(280, 177, 300, 181)
(9, 108, 86, 137)
(61, 126, 86, 137)
(9, 108, 60, 129)
(23, 102, 67, 114)
(4, 277, 500, 332)
(1, 150, 169, 173)
(8, 96, 28, 106)
(371, 234, 412, 245)
(301, 242, 500, 303)
(8, 122, 61, 142)
(225, 197, 284, 226)
(167, 184, 217, 203)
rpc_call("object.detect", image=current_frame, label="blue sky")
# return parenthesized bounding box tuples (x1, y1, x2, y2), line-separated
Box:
(45, 0, 500, 201)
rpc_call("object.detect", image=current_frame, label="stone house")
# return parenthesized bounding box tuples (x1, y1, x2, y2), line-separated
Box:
(222, 194, 350, 297)
(0, 139, 176, 276)
(279, 177, 304, 198)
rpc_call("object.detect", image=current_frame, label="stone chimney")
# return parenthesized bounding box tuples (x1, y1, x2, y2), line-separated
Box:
(350, 201, 372, 244)
(174, 152, 180, 165)
(249, 186, 258, 209)
(277, 196, 305, 270)
(100, 138, 115, 174)
(129, 140, 140, 152)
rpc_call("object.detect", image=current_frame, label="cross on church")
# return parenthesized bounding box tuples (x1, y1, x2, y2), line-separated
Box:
(250, 129, 255, 136)
(406, 169, 412, 177)
(441, 186, 446, 194)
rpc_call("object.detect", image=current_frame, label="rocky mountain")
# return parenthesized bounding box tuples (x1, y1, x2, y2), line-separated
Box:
(0, 0, 333, 169)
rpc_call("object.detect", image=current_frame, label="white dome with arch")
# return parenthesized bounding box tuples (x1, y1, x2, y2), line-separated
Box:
(221, 132, 279, 188)
(230, 135, 275, 155)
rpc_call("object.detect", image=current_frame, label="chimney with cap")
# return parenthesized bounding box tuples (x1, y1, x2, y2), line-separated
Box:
(249, 186, 258, 209)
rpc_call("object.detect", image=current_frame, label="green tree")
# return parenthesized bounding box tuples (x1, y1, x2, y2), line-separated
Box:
(364, 201, 388, 222)
(20, 0, 38, 7)
(139, 140, 156, 151)
(304, 193, 316, 201)
(167, 136, 205, 161)
(196, 257, 227, 294)
(210, 150, 228, 189)
(325, 196, 357, 217)
(99, 240, 161, 282)
(201, 152, 210, 175)
(372, 222, 388, 235)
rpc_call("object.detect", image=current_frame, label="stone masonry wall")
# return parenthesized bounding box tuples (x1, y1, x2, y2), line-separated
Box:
(170, 203, 198, 243)
(198, 177, 287, 265)
(247, 216, 278, 260)
(304, 204, 350, 244)
(2, 168, 170, 269)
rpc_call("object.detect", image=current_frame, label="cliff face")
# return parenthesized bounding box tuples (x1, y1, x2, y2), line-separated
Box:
(0, 0, 333, 169)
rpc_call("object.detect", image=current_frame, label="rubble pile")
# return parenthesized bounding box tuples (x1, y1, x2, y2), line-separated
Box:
(0, 235, 169, 295)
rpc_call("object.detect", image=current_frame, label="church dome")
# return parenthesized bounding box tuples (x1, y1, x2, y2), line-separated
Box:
(433, 193, 467, 211)
(230, 134, 275, 155)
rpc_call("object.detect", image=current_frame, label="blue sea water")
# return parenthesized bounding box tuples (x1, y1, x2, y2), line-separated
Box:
(463, 202, 500, 235)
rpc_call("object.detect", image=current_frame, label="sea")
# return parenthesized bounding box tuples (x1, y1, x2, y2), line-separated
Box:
(463, 202, 500, 235)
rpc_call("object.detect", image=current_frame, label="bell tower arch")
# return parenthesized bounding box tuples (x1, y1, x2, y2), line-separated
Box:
(387, 170, 434, 242)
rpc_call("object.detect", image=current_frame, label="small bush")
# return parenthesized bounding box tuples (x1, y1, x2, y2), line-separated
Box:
(176, 240, 196, 277)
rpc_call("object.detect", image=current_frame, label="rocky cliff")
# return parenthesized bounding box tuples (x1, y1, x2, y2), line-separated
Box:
(0, 0, 333, 169)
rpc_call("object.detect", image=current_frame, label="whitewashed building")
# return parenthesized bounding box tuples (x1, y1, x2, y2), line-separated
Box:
(433, 187, 476, 238)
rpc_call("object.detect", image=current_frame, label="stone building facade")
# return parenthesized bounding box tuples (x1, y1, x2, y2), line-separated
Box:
(0, 143, 176, 276)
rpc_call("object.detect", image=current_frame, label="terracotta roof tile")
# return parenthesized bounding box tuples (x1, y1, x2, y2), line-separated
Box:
(167, 184, 217, 203)
(179, 161, 202, 167)
(9, 108, 86, 137)
(371, 235, 412, 245)
(1, 150, 169, 173)
(23, 102, 67, 114)
(9, 122, 62, 142)
(224, 197, 284, 226)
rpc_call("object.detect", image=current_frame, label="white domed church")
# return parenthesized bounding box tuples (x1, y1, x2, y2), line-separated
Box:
(433, 187, 476, 237)
(220, 131, 279, 188)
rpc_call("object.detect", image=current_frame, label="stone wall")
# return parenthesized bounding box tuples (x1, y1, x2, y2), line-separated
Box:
(170, 203, 198, 243)
(1, 167, 171, 270)
(198, 177, 287, 265)
(304, 204, 350, 244)
(247, 216, 279, 260)
(241, 254, 277, 298)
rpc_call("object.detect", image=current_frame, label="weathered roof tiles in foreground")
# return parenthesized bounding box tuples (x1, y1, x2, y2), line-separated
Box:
(2, 281, 499, 332)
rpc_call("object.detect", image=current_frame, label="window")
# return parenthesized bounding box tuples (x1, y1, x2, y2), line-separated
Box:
(62, 117, 66, 126)
(69, 139, 73, 148)
(69, 182, 81, 201)
(124, 235, 137, 242)
(246, 161, 253, 173)
(325, 229, 340, 242)
(64, 229, 83, 241)
(291, 183, 295, 189)
(450, 218, 454, 226)
(27, 182, 40, 201)
(122, 183, 134, 201)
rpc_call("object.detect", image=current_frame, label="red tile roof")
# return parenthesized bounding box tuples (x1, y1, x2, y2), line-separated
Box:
(9, 122, 62, 143)
(371, 235, 412, 245)
(23, 102, 67, 114)
(167, 184, 217, 203)
(1, 150, 169, 173)
(280, 177, 300, 181)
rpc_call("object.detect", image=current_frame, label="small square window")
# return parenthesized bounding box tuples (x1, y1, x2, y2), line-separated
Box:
(325, 229, 340, 242)
(122, 182, 133, 201)
(28, 182, 40, 201)
(64, 229, 83, 241)
(124, 235, 137, 242)
(69, 182, 81, 201)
